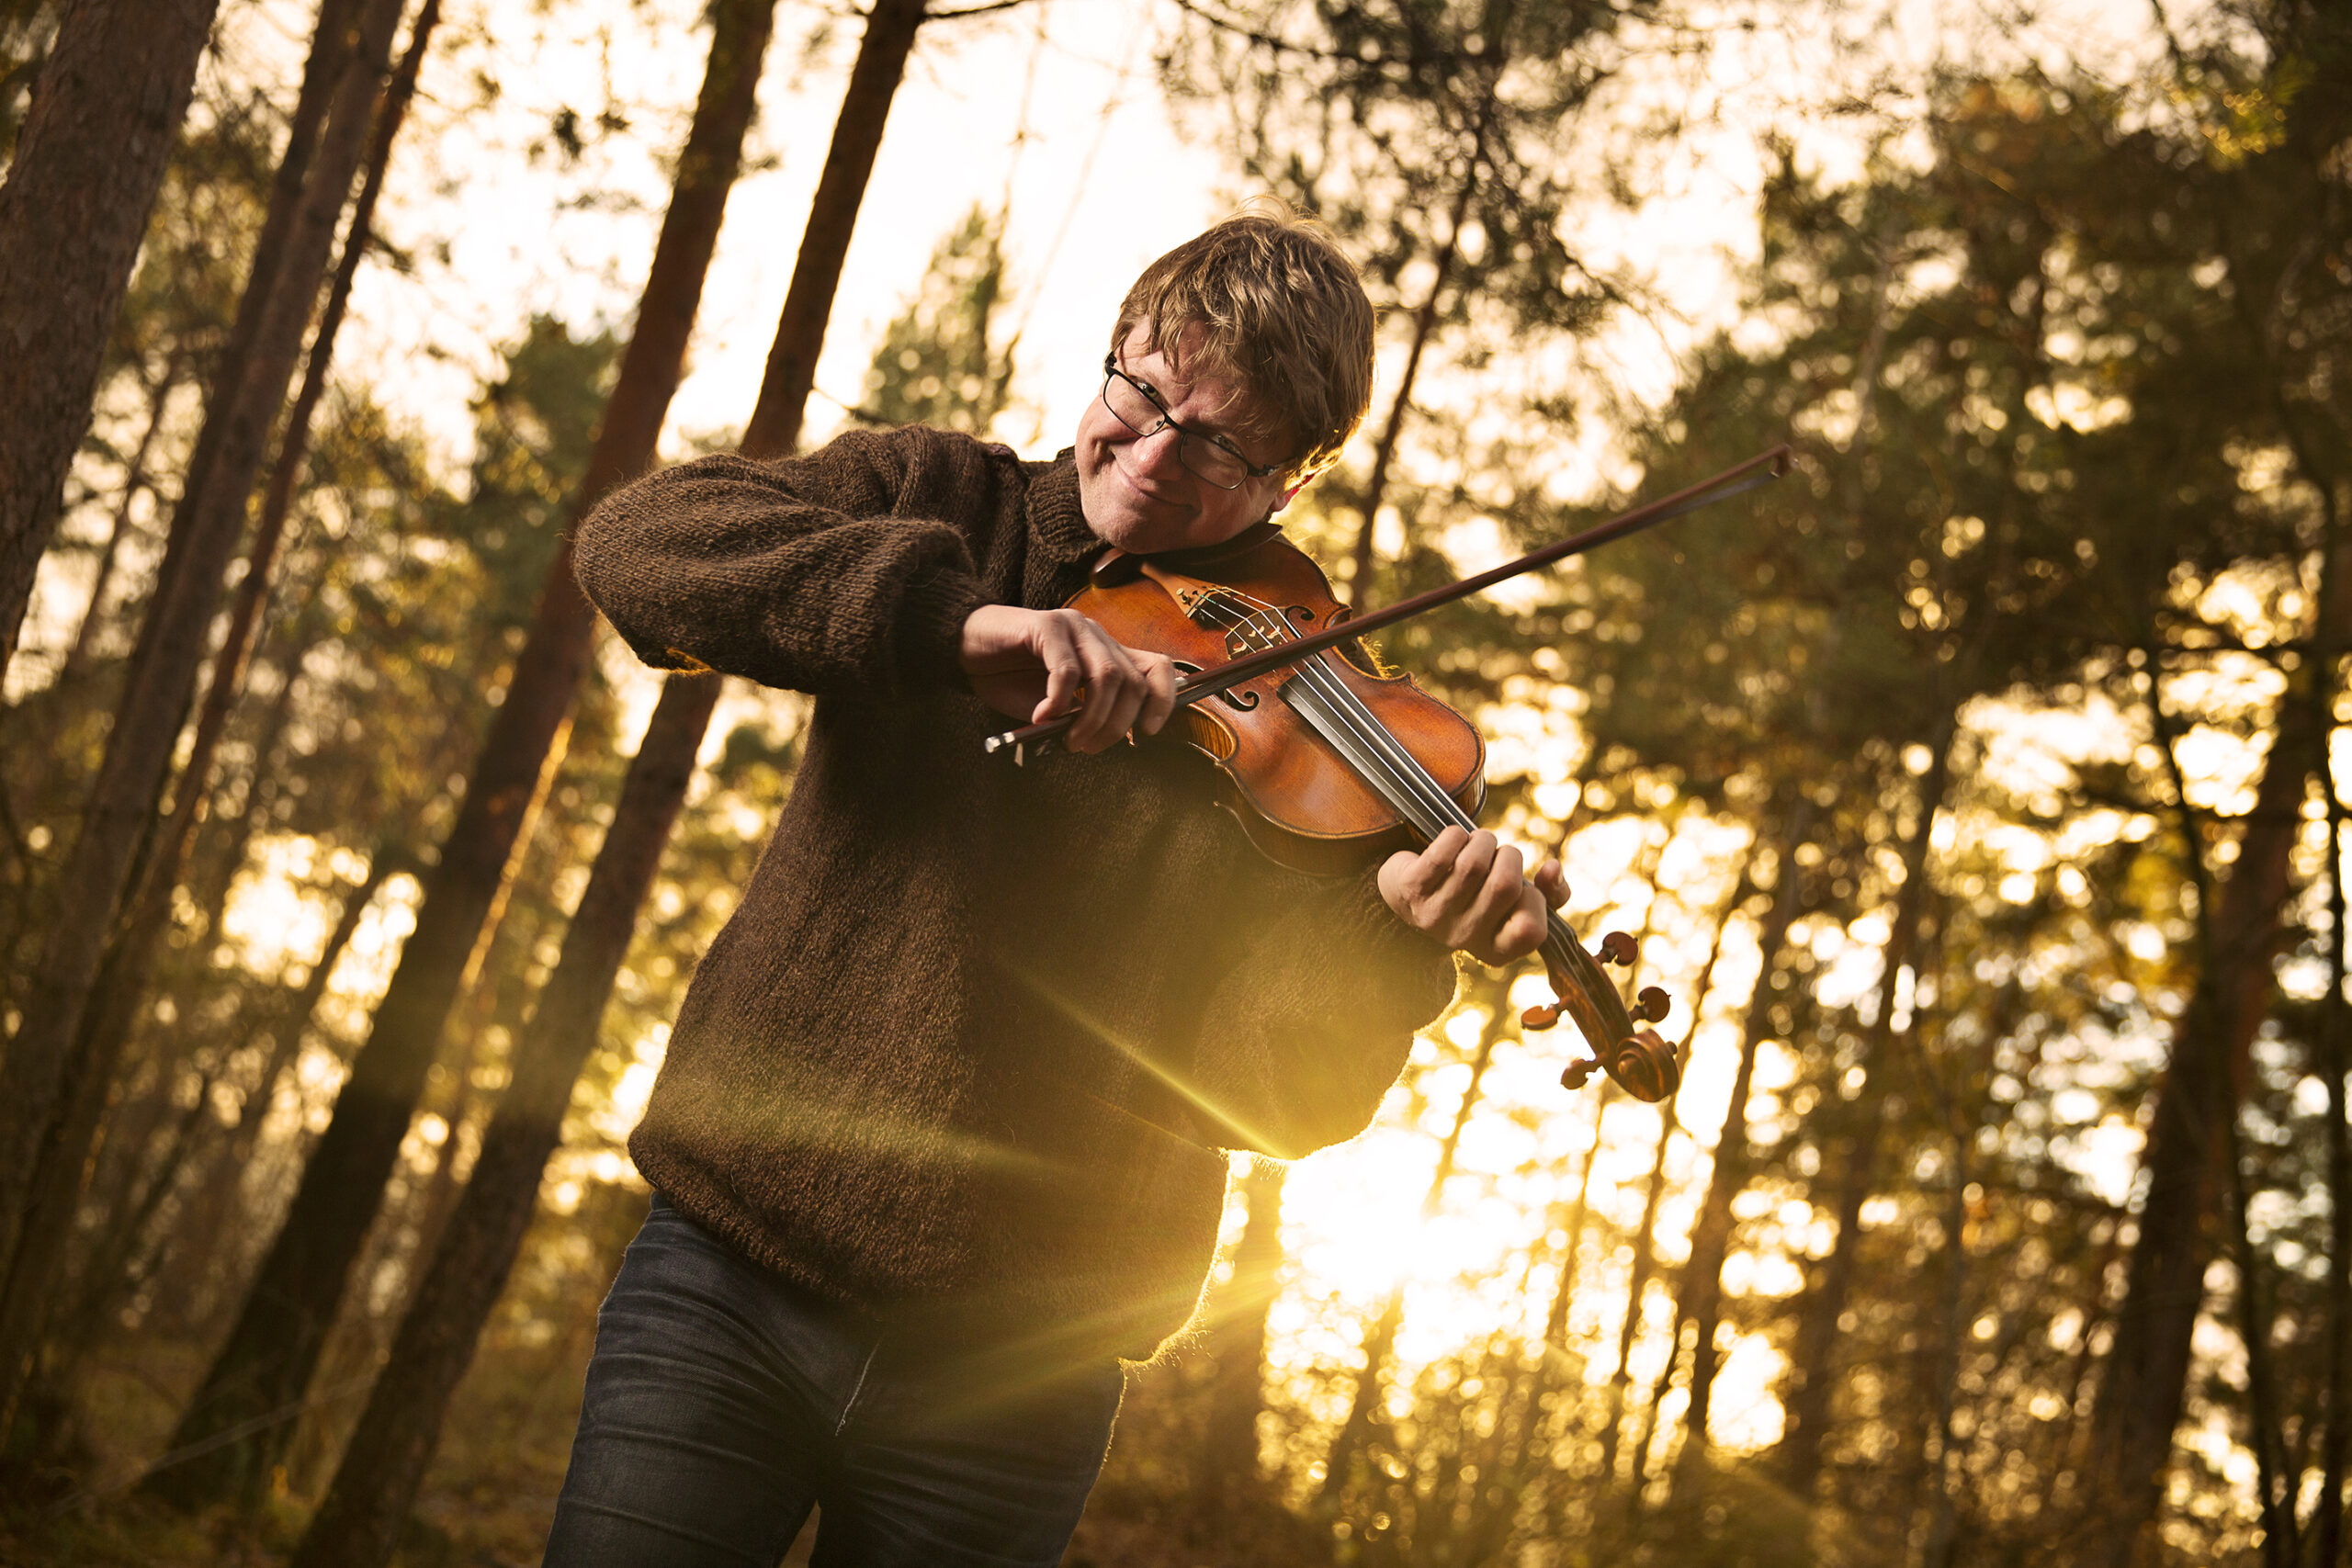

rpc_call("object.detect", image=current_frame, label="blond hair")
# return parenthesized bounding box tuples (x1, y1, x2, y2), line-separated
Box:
(1113, 199, 1374, 482)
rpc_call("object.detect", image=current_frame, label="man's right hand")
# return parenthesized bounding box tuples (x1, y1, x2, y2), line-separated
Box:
(958, 604, 1178, 755)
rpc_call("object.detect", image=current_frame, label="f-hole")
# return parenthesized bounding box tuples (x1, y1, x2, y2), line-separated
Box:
(1172, 660, 1259, 712)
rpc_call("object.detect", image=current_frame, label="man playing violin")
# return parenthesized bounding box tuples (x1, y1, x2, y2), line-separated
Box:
(547, 202, 1568, 1567)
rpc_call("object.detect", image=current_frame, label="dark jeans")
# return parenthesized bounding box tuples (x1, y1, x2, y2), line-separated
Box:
(543, 1196, 1124, 1567)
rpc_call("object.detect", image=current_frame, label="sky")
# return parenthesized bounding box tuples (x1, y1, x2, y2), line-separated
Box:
(216, 0, 2182, 485)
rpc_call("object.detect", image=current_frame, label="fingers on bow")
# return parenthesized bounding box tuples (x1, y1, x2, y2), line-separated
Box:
(1035, 610, 1175, 752)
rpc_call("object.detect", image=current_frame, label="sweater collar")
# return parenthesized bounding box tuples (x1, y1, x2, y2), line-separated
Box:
(1020, 450, 1108, 609)
(1027, 448, 1104, 570)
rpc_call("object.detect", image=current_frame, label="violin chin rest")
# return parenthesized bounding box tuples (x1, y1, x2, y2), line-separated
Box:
(1090, 547, 1144, 587)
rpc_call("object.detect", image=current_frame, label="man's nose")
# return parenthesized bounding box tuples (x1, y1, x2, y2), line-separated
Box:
(1130, 423, 1186, 476)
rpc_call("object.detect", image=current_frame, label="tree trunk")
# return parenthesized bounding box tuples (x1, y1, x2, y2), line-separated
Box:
(1342, 170, 1476, 611)
(1668, 808, 1810, 1504)
(742, 0, 928, 460)
(0, 333, 175, 995)
(1200, 1157, 1286, 1508)
(1320, 973, 1510, 1506)
(53, 349, 186, 697)
(2314, 738, 2350, 1568)
(0, 0, 438, 1433)
(141, 0, 437, 942)
(1597, 860, 1751, 1495)
(117, 0, 362, 699)
(287, 671, 714, 1567)
(1778, 735, 1951, 1496)
(1917, 1128, 1972, 1568)
(1626, 1298, 1688, 1523)
(0, 0, 407, 1432)
(152, 0, 897, 1512)
(0, 0, 219, 671)
(2075, 680, 2318, 1563)
(1534, 1081, 1614, 1444)
(68, 851, 401, 1377)
(2220, 1109, 2298, 1568)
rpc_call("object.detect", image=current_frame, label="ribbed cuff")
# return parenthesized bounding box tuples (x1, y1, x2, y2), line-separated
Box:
(897, 563, 992, 690)
(1337, 861, 1463, 1022)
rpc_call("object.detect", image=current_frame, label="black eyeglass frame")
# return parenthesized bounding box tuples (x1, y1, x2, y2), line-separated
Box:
(1098, 353, 1287, 490)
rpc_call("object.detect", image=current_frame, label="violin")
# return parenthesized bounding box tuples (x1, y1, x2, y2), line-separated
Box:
(984, 444, 1794, 1106)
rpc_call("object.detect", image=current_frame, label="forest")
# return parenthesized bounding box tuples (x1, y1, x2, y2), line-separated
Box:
(0, 0, 2346, 1563)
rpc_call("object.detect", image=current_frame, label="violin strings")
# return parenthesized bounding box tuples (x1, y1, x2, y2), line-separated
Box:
(1197, 589, 1478, 835)
(1193, 588, 1579, 976)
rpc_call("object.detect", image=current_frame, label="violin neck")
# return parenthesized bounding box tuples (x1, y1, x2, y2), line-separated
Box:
(1541, 911, 1577, 965)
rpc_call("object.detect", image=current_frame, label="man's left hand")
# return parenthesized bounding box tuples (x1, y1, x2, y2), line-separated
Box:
(1378, 827, 1566, 964)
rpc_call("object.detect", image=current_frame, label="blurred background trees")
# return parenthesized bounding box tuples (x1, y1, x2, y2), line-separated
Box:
(1, 0, 2347, 1564)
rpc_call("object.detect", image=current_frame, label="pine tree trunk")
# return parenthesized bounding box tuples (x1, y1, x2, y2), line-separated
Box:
(139, 0, 437, 945)
(1596, 862, 1750, 1495)
(0, 0, 219, 671)
(150, 0, 883, 1512)
(741, 0, 928, 458)
(1200, 1157, 1286, 1508)
(54, 349, 186, 697)
(1625, 1297, 1688, 1523)
(2220, 1111, 2299, 1567)
(1537, 1083, 1613, 1435)
(1777, 735, 1950, 1497)
(158, 851, 401, 1326)
(0, 0, 438, 1433)
(1342, 171, 1476, 611)
(1667, 807, 1810, 1504)
(2314, 756, 2349, 1568)
(1320, 975, 1509, 1505)
(0, 0, 407, 1434)
(1917, 1128, 1972, 1568)
(121, 0, 364, 681)
(291, 674, 717, 1568)
(69, 852, 401, 1377)
(285, 0, 928, 1536)
(2074, 685, 2317, 1563)
(1594, 1100, 1674, 1483)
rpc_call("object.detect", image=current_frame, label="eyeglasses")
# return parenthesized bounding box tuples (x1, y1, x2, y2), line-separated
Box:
(1098, 354, 1285, 491)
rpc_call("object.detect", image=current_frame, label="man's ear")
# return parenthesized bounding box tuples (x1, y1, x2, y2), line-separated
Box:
(1272, 479, 1306, 514)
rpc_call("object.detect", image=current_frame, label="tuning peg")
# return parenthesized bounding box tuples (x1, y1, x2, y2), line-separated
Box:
(1635, 986, 1671, 1023)
(1521, 1002, 1560, 1032)
(1599, 931, 1637, 965)
(1559, 1057, 1598, 1090)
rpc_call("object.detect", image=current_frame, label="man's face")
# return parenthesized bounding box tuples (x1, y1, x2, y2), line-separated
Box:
(1074, 325, 1294, 555)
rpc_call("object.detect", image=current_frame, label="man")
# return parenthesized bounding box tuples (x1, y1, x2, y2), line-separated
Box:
(547, 206, 1566, 1566)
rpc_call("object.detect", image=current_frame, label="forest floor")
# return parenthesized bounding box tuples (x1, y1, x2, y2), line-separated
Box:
(0, 1351, 1308, 1568)
(0, 1236, 1325, 1568)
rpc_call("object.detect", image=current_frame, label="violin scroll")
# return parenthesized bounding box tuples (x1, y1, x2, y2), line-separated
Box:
(1600, 1028, 1681, 1102)
(1520, 912, 1683, 1104)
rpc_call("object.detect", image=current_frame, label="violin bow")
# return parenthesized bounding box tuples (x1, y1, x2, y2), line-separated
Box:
(982, 443, 1793, 759)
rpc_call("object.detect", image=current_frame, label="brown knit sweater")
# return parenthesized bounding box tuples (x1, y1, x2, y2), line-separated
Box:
(574, 424, 1459, 1361)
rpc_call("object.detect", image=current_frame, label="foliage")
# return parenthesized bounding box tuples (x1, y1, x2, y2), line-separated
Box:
(856, 201, 1018, 436)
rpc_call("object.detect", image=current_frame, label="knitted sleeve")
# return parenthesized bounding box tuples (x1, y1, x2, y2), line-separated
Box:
(571, 426, 997, 698)
(1188, 865, 1461, 1160)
